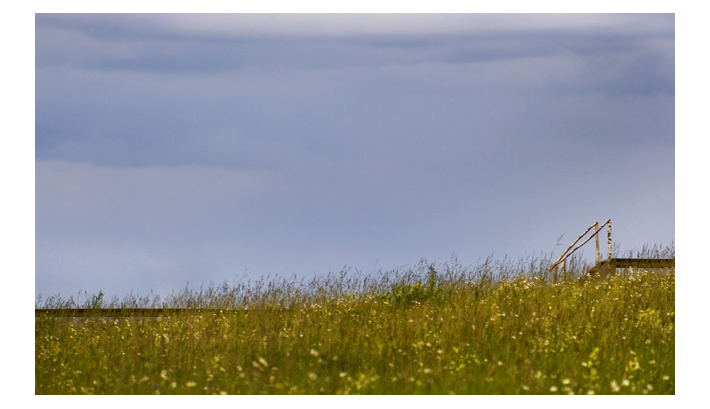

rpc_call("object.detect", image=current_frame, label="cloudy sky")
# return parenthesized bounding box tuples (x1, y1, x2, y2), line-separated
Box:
(34, 13, 675, 299)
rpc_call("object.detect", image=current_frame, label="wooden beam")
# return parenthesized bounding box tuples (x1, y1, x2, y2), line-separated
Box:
(609, 258, 675, 269)
(34, 308, 256, 318)
(551, 219, 611, 270)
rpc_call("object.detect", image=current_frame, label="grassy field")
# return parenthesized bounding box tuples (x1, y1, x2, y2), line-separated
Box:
(35, 249, 674, 395)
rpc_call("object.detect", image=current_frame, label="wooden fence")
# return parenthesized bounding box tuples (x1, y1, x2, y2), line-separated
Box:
(586, 258, 675, 276)
(550, 219, 675, 282)
(34, 308, 254, 318)
(550, 219, 611, 282)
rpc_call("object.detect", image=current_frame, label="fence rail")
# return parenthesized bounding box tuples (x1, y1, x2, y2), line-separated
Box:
(551, 219, 611, 282)
(34, 308, 249, 318)
(550, 219, 676, 282)
(586, 258, 675, 276)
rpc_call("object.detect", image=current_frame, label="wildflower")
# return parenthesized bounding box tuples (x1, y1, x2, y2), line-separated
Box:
(186, 381, 197, 388)
(562, 379, 570, 385)
(258, 357, 269, 367)
(308, 372, 318, 381)
(622, 379, 630, 387)
(310, 349, 319, 357)
(550, 386, 558, 392)
(610, 380, 620, 392)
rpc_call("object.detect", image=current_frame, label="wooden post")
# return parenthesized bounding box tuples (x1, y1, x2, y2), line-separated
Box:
(595, 222, 600, 264)
(561, 260, 566, 282)
(552, 265, 558, 283)
(607, 220, 612, 260)
(550, 218, 610, 278)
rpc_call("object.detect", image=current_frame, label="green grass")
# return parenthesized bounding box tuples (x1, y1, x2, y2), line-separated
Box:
(35, 248, 674, 394)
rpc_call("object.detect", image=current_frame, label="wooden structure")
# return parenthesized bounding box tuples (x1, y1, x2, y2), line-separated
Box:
(35, 308, 211, 317)
(550, 219, 674, 282)
(551, 219, 611, 282)
(34, 308, 257, 318)
(586, 258, 675, 276)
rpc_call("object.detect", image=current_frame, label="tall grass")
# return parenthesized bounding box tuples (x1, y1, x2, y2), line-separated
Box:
(35, 248, 674, 394)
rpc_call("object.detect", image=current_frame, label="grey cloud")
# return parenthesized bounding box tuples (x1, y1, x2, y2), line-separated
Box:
(36, 13, 674, 75)
(38, 13, 672, 39)
(36, 42, 674, 169)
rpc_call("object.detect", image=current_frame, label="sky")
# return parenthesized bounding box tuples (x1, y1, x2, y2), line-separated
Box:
(34, 13, 675, 300)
